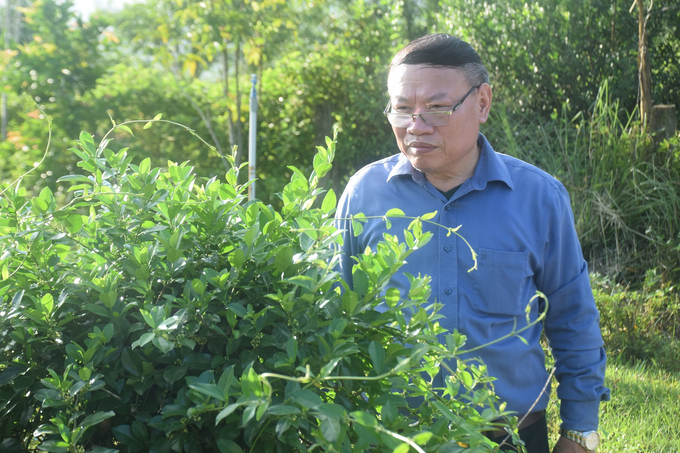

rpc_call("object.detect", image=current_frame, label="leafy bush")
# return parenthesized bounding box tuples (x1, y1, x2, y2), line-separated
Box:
(0, 121, 515, 452)
(592, 271, 680, 371)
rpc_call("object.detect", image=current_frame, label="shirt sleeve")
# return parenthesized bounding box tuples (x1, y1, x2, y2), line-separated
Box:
(538, 183, 611, 431)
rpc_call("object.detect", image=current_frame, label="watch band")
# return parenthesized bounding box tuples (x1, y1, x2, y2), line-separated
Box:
(559, 428, 600, 450)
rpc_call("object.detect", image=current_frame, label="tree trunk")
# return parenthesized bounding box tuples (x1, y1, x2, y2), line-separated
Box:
(637, 0, 652, 129)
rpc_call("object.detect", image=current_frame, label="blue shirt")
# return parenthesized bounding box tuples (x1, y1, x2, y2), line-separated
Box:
(335, 133, 610, 431)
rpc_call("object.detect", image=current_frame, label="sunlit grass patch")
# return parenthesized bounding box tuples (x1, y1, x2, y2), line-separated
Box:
(547, 356, 680, 452)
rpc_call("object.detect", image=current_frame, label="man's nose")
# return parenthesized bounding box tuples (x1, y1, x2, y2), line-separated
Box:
(406, 113, 434, 134)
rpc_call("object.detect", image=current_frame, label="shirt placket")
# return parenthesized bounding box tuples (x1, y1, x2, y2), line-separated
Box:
(438, 200, 458, 330)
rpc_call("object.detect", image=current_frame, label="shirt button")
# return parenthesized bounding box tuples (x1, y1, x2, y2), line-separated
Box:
(444, 205, 451, 211)
(444, 245, 451, 252)
(444, 288, 452, 295)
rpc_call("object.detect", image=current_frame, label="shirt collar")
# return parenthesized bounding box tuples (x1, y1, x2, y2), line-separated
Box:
(386, 133, 514, 190)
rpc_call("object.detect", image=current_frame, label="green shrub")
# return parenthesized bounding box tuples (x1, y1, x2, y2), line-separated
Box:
(0, 121, 516, 452)
(592, 271, 680, 371)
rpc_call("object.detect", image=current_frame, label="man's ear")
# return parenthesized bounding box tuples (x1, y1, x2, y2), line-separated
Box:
(477, 83, 492, 124)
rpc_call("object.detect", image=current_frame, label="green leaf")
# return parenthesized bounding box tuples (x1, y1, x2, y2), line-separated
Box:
(276, 418, 291, 439)
(368, 341, 386, 375)
(56, 174, 93, 183)
(385, 208, 405, 217)
(188, 383, 227, 402)
(320, 417, 341, 442)
(256, 401, 268, 421)
(117, 124, 134, 136)
(121, 349, 143, 377)
(215, 403, 242, 425)
(229, 248, 246, 268)
(291, 389, 322, 409)
(136, 332, 155, 348)
(460, 370, 473, 388)
(384, 288, 400, 309)
(267, 405, 301, 416)
(139, 157, 151, 174)
(152, 336, 174, 354)
(241, 403, 258, 425)
(163, 366, 187, 384)
(412, 431, 433, 445)
(84, 304, 109, 317)
(131, 421, 149, 443)
(41, 294, 54, 316)
(78, 368, 91, 381)
(36, 440, 69, 452)
(226, 303, 247, 318)
(351, 411, 378, 428)
(78, 131, 96, 155)
(321, 189, 337, 214)
(32, 197, 48, 214)
(286, 337, 297, 362)
(274, 246, 294, 274)
(216, 439, 244, 453)
(392, 444, 410, 453)
(139, 309, 156, 328)
(352, 213, 366, 236)
(381, 400, 397, 425)
(111, 426, 144, 451)
(80, 411, 115, 430)
(64, 214, 84, 234)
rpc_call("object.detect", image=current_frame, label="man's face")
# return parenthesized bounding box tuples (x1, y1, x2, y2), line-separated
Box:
(386, 64, 492, 190)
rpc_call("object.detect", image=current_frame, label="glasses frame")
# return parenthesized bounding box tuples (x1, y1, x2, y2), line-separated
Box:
(383, 84, 481, 128)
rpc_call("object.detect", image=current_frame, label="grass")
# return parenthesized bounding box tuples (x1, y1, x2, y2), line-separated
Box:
(545, 356, 680, 452)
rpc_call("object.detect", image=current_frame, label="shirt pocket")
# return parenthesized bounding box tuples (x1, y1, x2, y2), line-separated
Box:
(472, 248, 534, 316)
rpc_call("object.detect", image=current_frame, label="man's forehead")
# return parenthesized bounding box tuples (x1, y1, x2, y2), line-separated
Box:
(387, 64, 466, 100)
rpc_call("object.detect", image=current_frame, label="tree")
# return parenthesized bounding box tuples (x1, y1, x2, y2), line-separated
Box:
(635, 0, 652, 128)
(0, 0, 112, 198)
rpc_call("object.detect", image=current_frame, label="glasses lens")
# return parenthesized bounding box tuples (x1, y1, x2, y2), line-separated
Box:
(385, 114, 408, 128)
(386, 112, 449, 128)
(422, 112, 449, 127)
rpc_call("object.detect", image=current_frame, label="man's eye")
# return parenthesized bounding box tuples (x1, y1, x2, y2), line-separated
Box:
(429, 105, 450, 111)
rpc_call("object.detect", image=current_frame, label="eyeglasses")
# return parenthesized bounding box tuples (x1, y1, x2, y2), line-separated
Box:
(383, 85, 481, 128)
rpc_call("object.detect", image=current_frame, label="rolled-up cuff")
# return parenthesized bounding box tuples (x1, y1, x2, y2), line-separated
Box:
(559, 399, 603, 431)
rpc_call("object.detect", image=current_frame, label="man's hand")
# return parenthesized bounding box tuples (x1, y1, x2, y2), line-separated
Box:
(553, 436, 592, 453)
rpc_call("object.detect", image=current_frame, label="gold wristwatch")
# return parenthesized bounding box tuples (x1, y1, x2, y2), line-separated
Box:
(559, 428, 600, 451)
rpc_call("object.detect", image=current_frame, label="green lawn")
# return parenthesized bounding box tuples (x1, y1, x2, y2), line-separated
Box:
(546, 356, 680, 452)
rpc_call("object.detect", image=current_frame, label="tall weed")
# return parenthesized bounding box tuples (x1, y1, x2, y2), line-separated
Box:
(485, 81, 680, 285)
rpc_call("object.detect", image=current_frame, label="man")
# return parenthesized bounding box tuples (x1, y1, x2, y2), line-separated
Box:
(335, 34, 610, 453)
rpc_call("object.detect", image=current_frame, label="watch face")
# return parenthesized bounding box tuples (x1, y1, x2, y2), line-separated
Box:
(584, 432, 600, 450)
